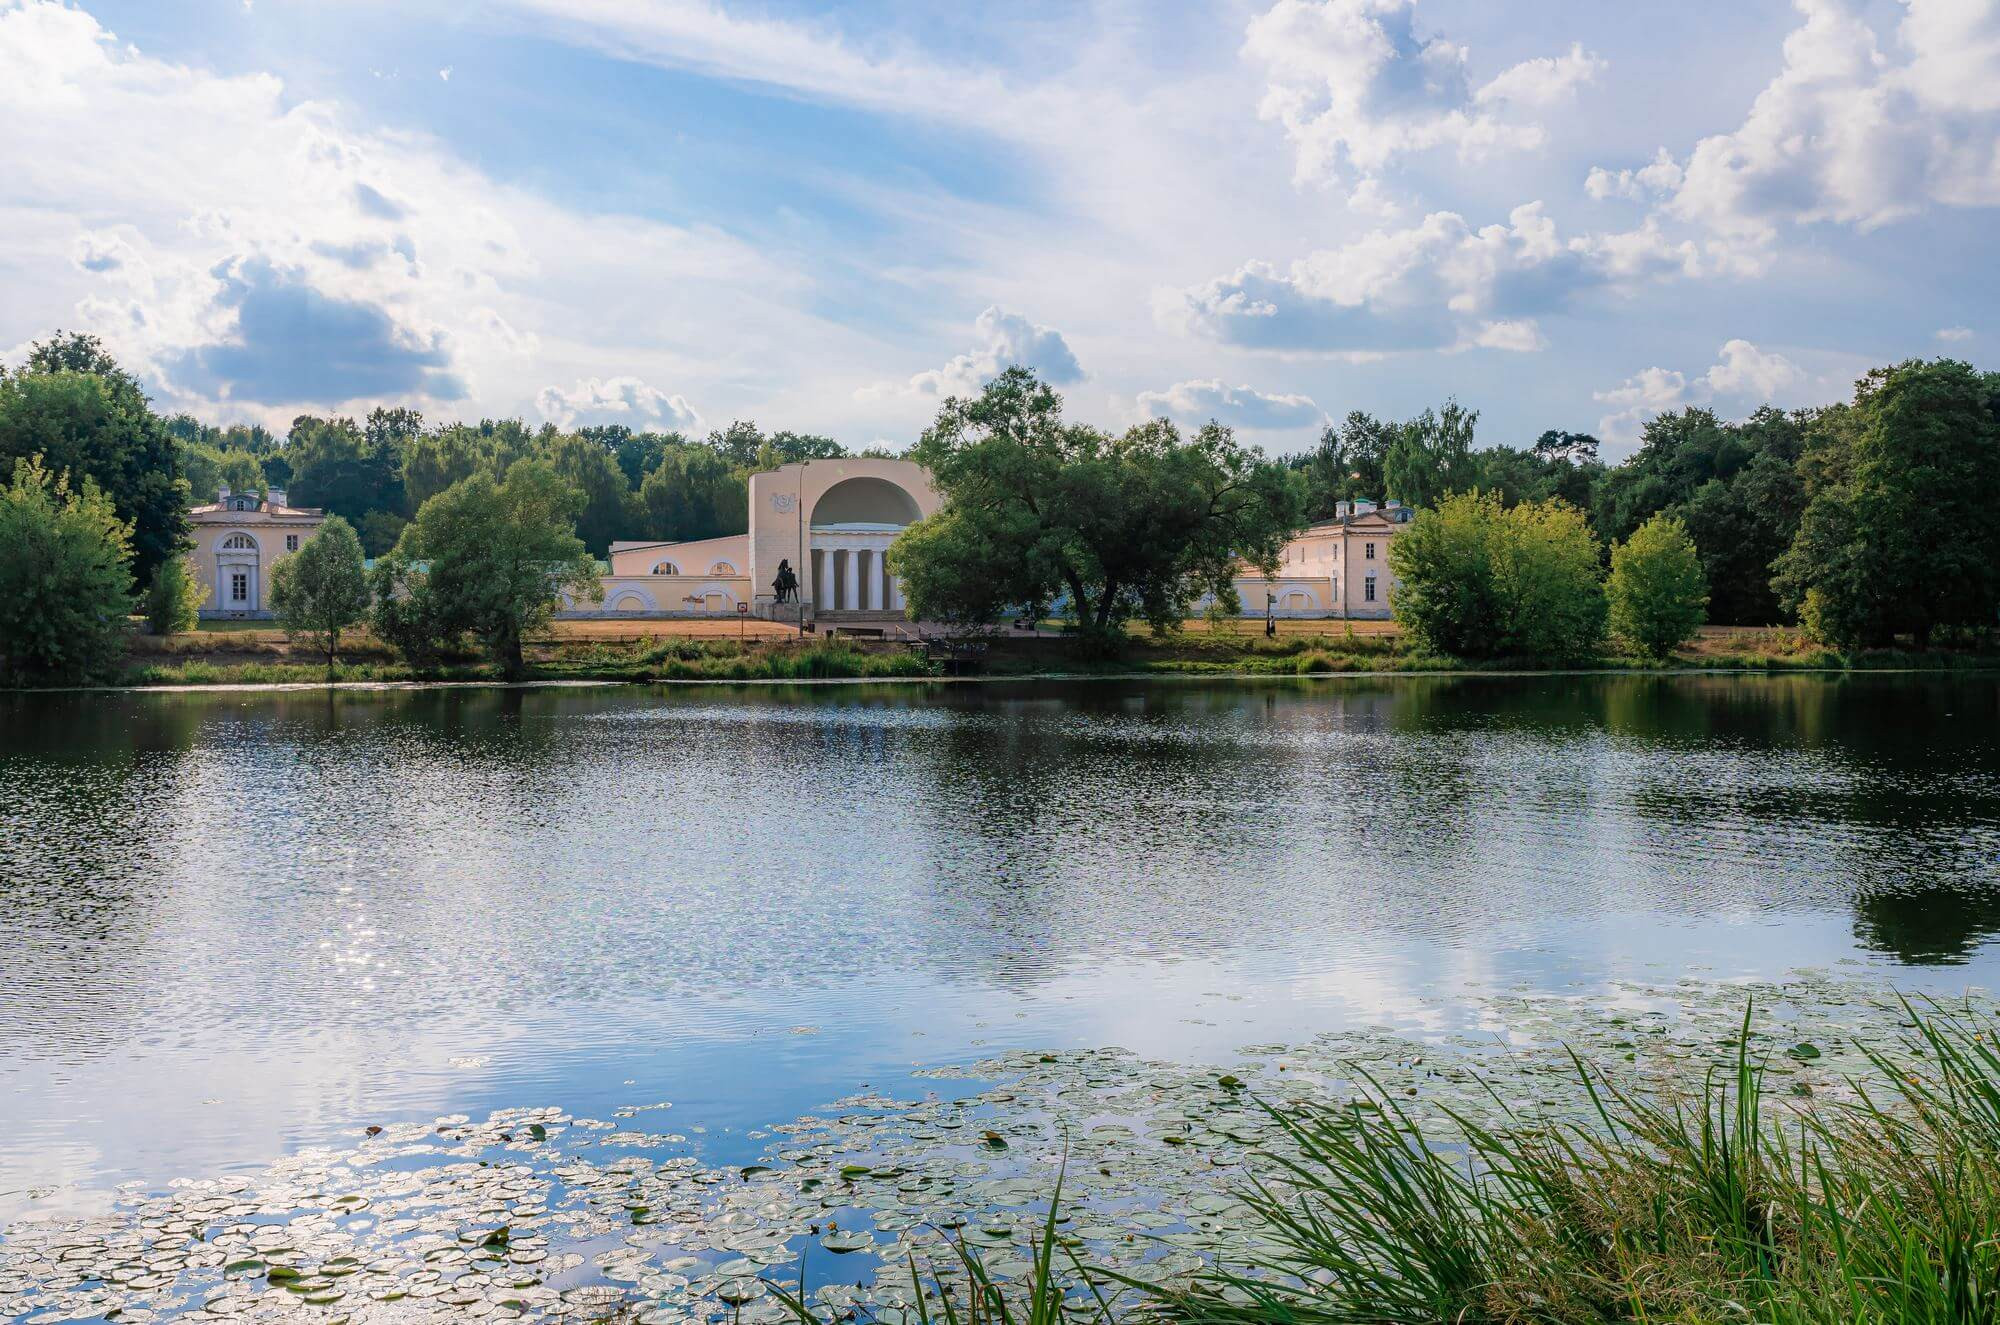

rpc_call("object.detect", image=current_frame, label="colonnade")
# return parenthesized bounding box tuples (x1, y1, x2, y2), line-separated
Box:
(809, 543, 905, 612)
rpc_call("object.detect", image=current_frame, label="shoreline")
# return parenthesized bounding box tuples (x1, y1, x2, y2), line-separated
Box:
(12, 658, 2000, 696)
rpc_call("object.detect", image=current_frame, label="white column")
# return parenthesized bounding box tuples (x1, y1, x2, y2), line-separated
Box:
(811, 549, 826, 607)
(890, 576, 904, 612)
(842, 546, 859, 611)
(866, 548, 884, 610)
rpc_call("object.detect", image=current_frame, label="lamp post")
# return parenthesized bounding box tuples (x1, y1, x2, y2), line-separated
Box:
(797, 460, 807, 639)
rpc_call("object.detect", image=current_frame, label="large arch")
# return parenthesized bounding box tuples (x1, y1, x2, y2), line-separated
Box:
(808, 476, 923, 528)
(604, 588, 659, 613)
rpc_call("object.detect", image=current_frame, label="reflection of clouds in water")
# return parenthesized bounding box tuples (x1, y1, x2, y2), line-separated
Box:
(3, 676, 2000, 1214)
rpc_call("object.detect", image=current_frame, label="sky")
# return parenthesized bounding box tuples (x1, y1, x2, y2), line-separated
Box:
(1, 0, 1995, 460)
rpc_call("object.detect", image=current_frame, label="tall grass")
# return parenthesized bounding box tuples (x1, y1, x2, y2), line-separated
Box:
(1152, 1002, 2000, 1324)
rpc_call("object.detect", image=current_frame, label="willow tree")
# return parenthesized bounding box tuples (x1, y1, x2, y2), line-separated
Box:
(891, 368, 1302, 649)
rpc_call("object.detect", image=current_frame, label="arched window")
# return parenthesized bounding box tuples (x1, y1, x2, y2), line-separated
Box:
(709, 561, 736, 575)
(220, 533, 257, 551)
(651, 561, 679, 575)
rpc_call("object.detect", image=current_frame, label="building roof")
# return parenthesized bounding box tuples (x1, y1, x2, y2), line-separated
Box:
(190, 501, 324, 520)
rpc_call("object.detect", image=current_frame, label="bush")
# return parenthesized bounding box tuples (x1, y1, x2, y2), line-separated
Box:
(1608, 512, 1709, 659)
(1389, 490, 1606, 662)
(142, 555, 207, 635)
(0, 454, 135, 685)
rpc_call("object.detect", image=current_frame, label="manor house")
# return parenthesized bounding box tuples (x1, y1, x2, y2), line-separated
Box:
(565, 456, 1407, 623)
(189, 486, 327, 619)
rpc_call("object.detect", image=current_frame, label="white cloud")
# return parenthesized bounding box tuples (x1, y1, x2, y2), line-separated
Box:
(1474, 42, 1605, 108)
(1590, 0, 2000, 244)
(536, 375, 700, 430)
(1241, 0, 1598, 196)
(1937, 325, 1975, 341)
(0, 0, 816, 425)
(1585, 147, 1685, 202)
(1136, 379, 1322, 429)
(1165, 202, 1694, 355)
(867, 306, 1083, 399)
(1702, 337, 1805, 399)
(438, 66, 452, 82)
(1593, 339, 1804, 444)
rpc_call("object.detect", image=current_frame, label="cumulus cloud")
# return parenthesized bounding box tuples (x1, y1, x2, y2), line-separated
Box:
(1242, 0, 1600, 197)
(1594, 339, 1804, 444)
(535, 375, 700, 430)
(168, 255, 466, 405)
(1585, 147, 1685, 202)
(1136, 379, 1323, 429)
(1589, 0, 2000, 243)
(1937, 325, 1975, 342)
(1164, 202, 1694, 355)
(873, 306, 1084, 398)
(0, 0, 795, 425)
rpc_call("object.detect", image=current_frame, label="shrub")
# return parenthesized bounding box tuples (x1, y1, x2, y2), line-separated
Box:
(0, 454, 135, 685)
(1389, 491, 1606, 662)
(142, 555, 207, 635)
(1609, 512, 1709, 659)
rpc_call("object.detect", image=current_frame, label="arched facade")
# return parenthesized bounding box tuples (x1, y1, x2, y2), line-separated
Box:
(746, 459, 940, 616)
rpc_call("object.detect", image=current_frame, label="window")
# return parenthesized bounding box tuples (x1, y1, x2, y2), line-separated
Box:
(220, 533, 256, 550)
(709, 562, 736, 575)
(1365, 542, 1376, 560)
(285, 534, 299, 552)
(230, 571, 248, 603)
(1364, 576, 1377, 603)
(651, 562, 679, 576)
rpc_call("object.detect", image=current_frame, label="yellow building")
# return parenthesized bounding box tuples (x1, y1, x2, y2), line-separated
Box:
(187, 487, 327, 619)
(570, 457, 943, 621)
(1221, 499, 1413, 620)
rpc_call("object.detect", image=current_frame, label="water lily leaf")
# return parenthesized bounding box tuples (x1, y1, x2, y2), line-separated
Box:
(1789, 1043, 1822, 1060)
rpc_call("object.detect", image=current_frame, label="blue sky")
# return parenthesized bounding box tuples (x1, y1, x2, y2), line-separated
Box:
(1, 0, 1994, 458)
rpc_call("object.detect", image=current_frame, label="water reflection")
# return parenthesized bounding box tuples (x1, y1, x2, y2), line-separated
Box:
(2, 674, 1998, 1212)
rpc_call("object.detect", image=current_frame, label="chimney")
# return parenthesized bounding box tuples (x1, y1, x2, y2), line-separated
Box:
(1334, 500, 1350, 518)
(1352, 498, 1377, 516)
(217, 483, 231, 504)
(266, 488, 287, 509)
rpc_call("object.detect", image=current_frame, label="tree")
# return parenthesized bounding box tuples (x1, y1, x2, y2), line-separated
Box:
(0, 333, 188, 583)
(1774, 360, 2000, 648)
(894, 368, 1302, 647)
(369, 549, 453, 668)
(285, 413, 404, 537)
(546, 433, 641, 555)
(271, 515, 369, 669)
(0, 455, 135, 685)
(143, 556, 207, 635)
(1608, 513, 1709, 660)
(639, 444, 746, 542)
(1382, 399, 1478, 508)
(392, 461, 601, 676)
(1389, 490, 1606, 662)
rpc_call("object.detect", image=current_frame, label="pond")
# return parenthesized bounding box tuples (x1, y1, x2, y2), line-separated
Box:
(3, 673, 1999, 1316)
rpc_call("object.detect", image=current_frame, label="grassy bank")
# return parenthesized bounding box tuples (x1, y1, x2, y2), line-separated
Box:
(69, 618, 2000, 689)
(975, 623, 2000, 677)
(122, 637, 937, 686)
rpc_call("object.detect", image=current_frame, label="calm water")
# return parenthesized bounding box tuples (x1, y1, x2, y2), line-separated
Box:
(3, 673, 1999, 1223)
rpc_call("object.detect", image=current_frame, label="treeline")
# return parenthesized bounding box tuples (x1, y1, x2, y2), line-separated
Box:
(1288, 357, 2000, 645)
(169, 408, 853, 557)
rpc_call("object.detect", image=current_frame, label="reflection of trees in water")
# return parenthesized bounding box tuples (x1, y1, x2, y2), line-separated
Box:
(1853, 883, 2000, 966)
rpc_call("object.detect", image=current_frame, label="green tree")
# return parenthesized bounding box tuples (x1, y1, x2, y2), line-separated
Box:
(894, 368, 1302, 648)
(1382, 399, 1478, 508)
(546, 433, 641, 555)
(1773, 360, 2000, 647)
(1293, 411, 1396, 518)
(0, 455, 135, 685)
(1389, 490, 1606, 662)
(1607, 513, 1709, 660)
(392, 461, 601, 676)
(284, 413, 404, 533)
(0, 332, 188, 583)
(369, 549, 453, 668)
(270, 515, 369, 669)
(142, 556, 207, 635)
(639, 444, 746, 542)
